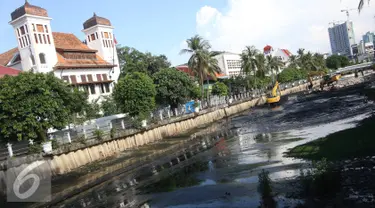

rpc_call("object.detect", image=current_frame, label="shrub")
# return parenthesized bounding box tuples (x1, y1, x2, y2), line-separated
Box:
(77, 135, 86, 145)
(51, 139, 59, 149)
(211, 82, 229, 96)
(298, 158, 341, 199)
(28, 143, 43, 154)
(93, 129, 104, 141)
(110, 127, 116, 139)
(278, 68, 307, 83)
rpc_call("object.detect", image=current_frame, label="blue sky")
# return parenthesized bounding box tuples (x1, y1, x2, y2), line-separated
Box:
(1, 0, 374, 66)
(0, 0, 227, 65)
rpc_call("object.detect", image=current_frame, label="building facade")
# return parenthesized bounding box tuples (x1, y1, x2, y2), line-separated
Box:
(263, 45, 292, 65)
(214, 52, 242, 77)
(362, 31, 375, 45)
(0, 1, 120, 103)
(328, 21, 356, 57)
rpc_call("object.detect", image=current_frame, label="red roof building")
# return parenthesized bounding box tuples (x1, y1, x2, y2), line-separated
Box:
(0, 1, 121, 103)
(0, 66, 21, 78)
(175, 65, 226, 80)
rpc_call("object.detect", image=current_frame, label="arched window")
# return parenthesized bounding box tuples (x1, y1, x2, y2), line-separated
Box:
(39, 53, 46, 64)
(30, 55, 35, 65)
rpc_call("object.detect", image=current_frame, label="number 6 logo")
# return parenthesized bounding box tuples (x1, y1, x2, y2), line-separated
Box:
(13, 161, 45, 199)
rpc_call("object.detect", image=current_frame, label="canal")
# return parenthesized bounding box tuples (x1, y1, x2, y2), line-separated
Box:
(42, 85, 375, 207)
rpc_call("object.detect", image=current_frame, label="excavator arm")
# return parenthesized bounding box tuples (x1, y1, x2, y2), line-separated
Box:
(271, 81, 280, 97)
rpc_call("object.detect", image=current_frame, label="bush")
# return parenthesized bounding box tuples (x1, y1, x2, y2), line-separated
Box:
(211, 82, 228, 96)
(51, 139, 59, 149)
(77, 135, 86, 145)
(278, 68, 307, 83)
(258, 169, 277, 208)
(93, 129, 104, 141)
(110, 127, 116, 139)
(28, 143, 42, 154)
(298, 158, 341, 199)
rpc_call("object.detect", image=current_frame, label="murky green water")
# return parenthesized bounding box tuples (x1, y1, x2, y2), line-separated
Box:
(49, 86, 375, 207)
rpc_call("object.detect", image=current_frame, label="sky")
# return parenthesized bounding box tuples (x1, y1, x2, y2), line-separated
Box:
(0, 0, 375, 66)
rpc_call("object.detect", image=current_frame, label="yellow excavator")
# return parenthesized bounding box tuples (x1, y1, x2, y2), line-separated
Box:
(266, 81, 281, 105)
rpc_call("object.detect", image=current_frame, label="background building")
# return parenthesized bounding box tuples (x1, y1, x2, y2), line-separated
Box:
(0, 1, 120, 103)
(214, 52, 242, 77)
(362, 31, 375, 45)
(328, 21, 356, 57)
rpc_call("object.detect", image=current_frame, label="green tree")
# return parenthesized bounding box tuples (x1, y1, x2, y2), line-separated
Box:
(211, 82, 228, 96)
(117, 46, 171, 77)
(180, 35, 221, 99)
(113, 72, 156, 117)
(339, 55, 350, 67)
(258, 169, 277, 208)
(101, 95, 121, 116)
(153, 68, 196, 110)
(240, 45, 259, 75)
(266, 55, 284, 83)
(255, 53, 267, 78)
(326, 55, 341, 69)
(0, 72, 85, 142)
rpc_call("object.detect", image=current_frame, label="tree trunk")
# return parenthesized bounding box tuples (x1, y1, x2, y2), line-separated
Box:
(200, 71, 204, 100)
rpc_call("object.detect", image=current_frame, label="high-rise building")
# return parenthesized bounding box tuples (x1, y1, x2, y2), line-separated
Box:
(328, 21, 356, 57)
(362, 31, 375, 44)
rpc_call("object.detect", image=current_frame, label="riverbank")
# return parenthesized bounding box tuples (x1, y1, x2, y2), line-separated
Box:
(29, 80, 375, 208)
(286, 114, 375, 161)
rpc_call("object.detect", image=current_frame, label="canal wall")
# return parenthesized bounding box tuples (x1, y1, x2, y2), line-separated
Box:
(0, 80, 321, 194)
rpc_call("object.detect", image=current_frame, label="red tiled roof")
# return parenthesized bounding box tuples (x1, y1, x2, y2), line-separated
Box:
(11, 1, 48, 21)
(0, 65, 21, 78)
(281, 49, 292, 57)
(55, 52, 114, 69)
(83, 13, 112, 30)
(264, 45, 273, 52)
(52, 32, 96, 52)
(0, 48, 18, 66)
(0, 32, 113, 70)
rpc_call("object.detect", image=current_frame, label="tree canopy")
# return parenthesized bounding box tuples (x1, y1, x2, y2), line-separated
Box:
(153, 68, 197, 109)
(325, 55, 350, 69)
(117, 46, 171, 77)
(211, 82, 229, 96)
(0, 72, 86, 142)
(101, 95, 121, 117)
(113, 72, 156, 117)
(180, 35, 221, 99)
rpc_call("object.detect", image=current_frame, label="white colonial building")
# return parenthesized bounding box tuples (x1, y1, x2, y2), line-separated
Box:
(0, 1, 120, 102)
(263, 45, 293, 65)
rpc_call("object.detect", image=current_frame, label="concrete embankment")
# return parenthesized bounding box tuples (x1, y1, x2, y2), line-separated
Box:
(0, 79, 330, 191)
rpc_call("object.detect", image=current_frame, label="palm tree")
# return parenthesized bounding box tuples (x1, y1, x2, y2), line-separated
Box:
(297, 48, 305, 59)
(266, 55, 284, 83)
(288, 55, 299, 69)
(240, 46, 259, 76)
(180, 35, 220, 99)
(312, 53, 325, 71)
(255, 53, 267, 78)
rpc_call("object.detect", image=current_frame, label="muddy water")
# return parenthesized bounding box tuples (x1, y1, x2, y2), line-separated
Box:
(53, 86, 374, 208)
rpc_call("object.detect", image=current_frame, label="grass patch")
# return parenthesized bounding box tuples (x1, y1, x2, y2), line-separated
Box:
(286, 115, 375, 161)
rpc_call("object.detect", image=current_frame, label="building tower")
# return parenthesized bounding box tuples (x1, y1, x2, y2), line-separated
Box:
(82, 13, 120, 82)
(328, 21, 356, 57)
(9, 0, 58, 73)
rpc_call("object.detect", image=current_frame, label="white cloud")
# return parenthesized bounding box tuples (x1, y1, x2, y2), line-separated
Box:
(196, 0, 375, 54)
